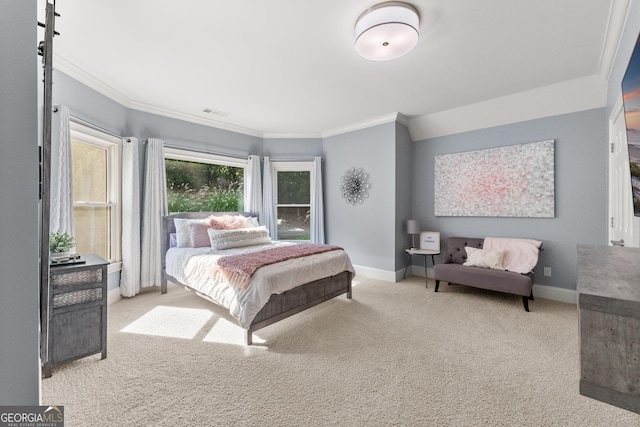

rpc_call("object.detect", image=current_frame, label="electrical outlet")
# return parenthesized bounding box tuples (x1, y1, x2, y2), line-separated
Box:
(544, 267, 551, 277)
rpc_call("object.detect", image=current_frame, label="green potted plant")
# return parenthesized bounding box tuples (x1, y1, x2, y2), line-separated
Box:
(49, 231, 75, 259)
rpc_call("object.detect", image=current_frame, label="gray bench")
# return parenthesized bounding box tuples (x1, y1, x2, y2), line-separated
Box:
(433, 237, 537, 311)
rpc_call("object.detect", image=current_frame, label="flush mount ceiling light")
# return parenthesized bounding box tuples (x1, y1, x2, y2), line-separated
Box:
(354, 2, 419, 61)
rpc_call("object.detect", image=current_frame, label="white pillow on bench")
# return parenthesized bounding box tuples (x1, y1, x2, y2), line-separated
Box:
(463, 247, 505, 270)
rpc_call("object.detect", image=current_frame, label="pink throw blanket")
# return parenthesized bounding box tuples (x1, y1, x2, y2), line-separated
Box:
(483, 237, 542, 274)
(214, 243, 342, 289)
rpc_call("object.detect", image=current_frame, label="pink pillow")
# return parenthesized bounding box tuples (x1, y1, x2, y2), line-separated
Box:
(207, 214, 256, 230)
(187, 222, 213, 248)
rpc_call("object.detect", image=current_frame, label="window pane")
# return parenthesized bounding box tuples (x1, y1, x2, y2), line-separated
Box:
(72, 141, 107, 202)
(165, 158, 244, 213)
(73, 206, 110, 260)
(277, 171, 310, 204)
(277, 207, 310, 240)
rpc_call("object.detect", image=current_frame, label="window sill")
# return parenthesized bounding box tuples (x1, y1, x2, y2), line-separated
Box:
(108, 261, 122, 274)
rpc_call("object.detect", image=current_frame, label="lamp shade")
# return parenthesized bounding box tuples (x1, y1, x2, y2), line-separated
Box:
(407, 219, 420, 234)
(354, 2, 419, 61)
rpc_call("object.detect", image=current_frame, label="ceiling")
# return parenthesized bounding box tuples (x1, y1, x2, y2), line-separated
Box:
(49, 0, 624, 140)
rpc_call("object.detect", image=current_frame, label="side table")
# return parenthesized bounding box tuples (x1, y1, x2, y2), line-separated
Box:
(404, 248, 440, 288)
(44, 254, 108, 377)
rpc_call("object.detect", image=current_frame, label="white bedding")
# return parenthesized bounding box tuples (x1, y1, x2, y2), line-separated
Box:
(166, 242, 355, 328)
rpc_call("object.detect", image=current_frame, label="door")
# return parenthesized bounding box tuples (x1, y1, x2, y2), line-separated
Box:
(608, 97, 636, 247)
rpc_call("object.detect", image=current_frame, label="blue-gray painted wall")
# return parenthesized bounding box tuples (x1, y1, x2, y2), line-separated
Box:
(0, 0, 40, 405)
(324, 124, 398, 271)
(411, 108, 607, 290)
(395, 123, 414, 270)
(263, 138, 323, 159)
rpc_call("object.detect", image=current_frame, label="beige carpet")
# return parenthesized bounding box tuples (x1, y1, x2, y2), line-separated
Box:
(42, 276, 640, 426)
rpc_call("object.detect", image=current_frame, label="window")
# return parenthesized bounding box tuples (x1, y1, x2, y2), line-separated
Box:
(164, 148, 246, 214)
(70, 122, 121, 265)
(273, 162, 314, 241)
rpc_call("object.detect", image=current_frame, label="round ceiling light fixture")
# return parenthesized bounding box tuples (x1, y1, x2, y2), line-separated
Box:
(354, 2, 419, 61)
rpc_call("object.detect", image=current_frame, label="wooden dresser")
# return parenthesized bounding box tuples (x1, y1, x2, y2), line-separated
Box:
(43, 254, 108, 378)
(577, 245, 640, 414)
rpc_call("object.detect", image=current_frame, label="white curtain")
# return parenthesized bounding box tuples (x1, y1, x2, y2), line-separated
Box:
(262, 156, 277, 238)
(50, 105, 74, 236)
(120, 137, 141, 297)
(311, 156, 325, 243)
(244, 155, 262, 221)
(140, 138, 168, 288)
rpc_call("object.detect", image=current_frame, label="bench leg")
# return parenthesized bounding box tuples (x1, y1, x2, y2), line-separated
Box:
(435, 280, 440, 292)
(529, 290, 534, 301)
(522, 296, 530, 312)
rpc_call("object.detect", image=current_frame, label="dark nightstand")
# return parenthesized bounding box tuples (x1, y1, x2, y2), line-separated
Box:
(44, 254, 108, 378)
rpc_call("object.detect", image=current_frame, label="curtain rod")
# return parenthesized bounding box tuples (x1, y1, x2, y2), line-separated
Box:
(53, 106, 127, 141)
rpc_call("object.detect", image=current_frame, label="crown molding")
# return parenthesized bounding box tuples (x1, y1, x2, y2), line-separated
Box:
(597, 0, 631, 82)
(396, 112, 410, 127)
(263, 132, 323, 139)
(53, 55, 132, 108)
(127, 101, 264, 138)
(408, 75, 607, 141)
(55, 53, 264, 138)
(321, 112, 402, 138)
(55, 53, 406, 140)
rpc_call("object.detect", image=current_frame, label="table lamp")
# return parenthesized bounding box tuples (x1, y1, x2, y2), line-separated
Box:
(407, 219, 420, 250)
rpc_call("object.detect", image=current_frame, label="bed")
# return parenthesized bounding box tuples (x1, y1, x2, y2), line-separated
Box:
(161, 212, 354, 345)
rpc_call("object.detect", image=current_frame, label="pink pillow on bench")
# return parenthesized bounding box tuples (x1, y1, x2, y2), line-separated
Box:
(483, 237, 542, 274)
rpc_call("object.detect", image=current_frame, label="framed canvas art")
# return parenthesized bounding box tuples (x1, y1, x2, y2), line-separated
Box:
(434, 140, 555, 217)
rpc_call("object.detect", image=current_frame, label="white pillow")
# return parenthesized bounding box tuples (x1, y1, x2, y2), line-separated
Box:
(174, 218, 207, 248)
(463, 247, 505, 270)
(207, 226, 271, 249)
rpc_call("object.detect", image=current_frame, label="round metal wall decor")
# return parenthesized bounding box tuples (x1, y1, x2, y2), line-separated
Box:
(340, 167, 371, 205)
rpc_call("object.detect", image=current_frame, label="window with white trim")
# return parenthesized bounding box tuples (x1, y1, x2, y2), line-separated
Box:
(70, 122, 121, 264)
(164, 147, 246, 213)
(272, 161, 314, 241)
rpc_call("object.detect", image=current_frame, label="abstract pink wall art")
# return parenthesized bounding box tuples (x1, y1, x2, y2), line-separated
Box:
(434, 140, 555, 217)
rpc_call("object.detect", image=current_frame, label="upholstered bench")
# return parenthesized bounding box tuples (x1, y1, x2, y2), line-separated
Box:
(433, 237, 542, 311)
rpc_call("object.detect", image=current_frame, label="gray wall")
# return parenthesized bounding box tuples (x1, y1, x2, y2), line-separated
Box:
(0, 0, 40, 404)
(127, 110, 262, 157)
(395, 123, 414, 270)
(53, 71, 128, 136)
(412, 108, 608, 290)
(324, 123, 398, 271)
(263, 138, 323, 159)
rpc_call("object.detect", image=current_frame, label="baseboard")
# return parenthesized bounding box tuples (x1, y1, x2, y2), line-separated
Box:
(408, 265, 435, 279)
(107, 287, 122, 305)
(353, 264, 397, 282)
(532, 283, 577, 305)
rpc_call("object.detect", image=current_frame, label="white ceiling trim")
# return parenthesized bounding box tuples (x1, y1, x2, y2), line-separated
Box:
(597, 0, 631, 82)
(55, 52, 410, 141)
(408, 75, 608, 142)
(128, 101, 264, 138)
(321, 112, 403, 138)
(54, 55, 131, 108)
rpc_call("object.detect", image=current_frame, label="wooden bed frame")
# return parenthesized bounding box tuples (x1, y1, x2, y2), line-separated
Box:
(161, 212, 352, 345)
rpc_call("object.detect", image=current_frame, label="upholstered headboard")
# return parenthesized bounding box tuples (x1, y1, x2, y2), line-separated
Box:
(441, 237, 484, 265)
